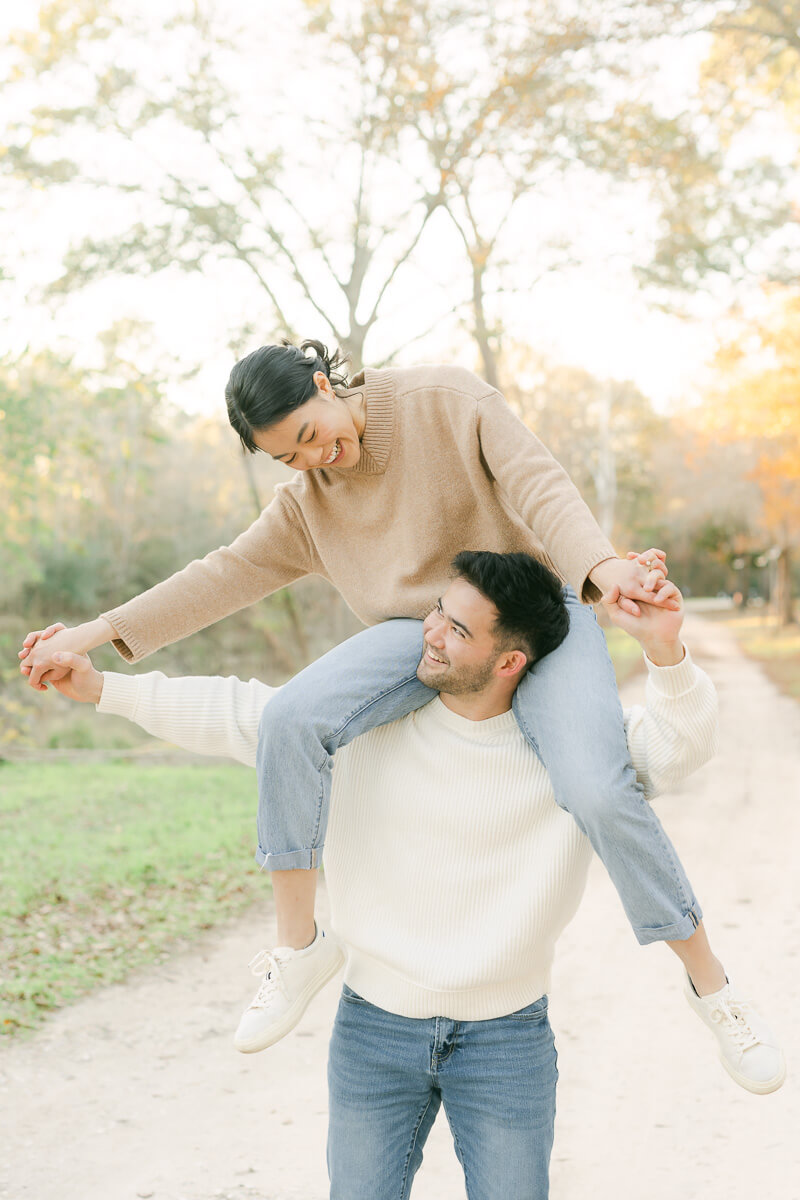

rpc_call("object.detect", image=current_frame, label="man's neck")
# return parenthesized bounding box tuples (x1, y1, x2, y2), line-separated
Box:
(438, 689, 514, 722)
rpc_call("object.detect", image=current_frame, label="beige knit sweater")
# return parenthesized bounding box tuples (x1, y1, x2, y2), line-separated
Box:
(102, 365, 616, 662)
(98, 651, 718, 1019)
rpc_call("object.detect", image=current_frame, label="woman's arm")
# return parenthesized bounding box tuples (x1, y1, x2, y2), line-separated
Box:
(21, 488, 315, 688)
(475, 390, 676, 610)
(475, 388, 617, 601)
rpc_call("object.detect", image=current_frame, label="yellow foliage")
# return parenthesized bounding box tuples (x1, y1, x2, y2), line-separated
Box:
(700, 287, 800, 538)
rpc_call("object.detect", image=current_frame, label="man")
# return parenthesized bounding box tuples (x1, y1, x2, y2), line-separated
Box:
(49, 552, 784, 1198)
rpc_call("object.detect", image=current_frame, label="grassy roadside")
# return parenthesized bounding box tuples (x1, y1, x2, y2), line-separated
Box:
(719, 611, 800, 702)
(0, 761, 265, 1039)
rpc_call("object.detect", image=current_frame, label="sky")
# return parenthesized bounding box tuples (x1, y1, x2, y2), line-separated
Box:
(0, 0, 783, 419)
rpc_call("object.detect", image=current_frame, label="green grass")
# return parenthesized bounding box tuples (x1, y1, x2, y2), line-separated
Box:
(0, 761, 267, 1038)
(720, 612, 800, 702)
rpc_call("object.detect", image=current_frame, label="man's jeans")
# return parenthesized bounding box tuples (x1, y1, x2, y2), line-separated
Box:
(327, 986, 558, 1200)
(256, 589, 702, 944)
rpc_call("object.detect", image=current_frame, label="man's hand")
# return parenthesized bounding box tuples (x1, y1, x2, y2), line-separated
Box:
(602, 582, 685, 666)
(49, 648, 105, 705)
(590, 548, 681, 617)
(19, 617, 114, 691)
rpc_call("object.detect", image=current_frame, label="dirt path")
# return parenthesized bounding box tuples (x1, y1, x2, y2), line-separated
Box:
(2, 614, 798, 1200)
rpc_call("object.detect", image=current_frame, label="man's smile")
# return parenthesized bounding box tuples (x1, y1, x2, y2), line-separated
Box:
(423, 644, 448, 666)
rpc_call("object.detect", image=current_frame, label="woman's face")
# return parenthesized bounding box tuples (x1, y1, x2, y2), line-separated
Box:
(251, 372, 363, 472)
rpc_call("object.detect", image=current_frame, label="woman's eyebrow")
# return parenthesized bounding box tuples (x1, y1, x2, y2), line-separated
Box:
(275, 425, 314, 460)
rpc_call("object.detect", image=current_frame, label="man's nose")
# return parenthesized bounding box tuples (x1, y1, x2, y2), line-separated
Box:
(425, 616, 446, 645)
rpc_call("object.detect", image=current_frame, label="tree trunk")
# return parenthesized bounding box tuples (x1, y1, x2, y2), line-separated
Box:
(593, 384, 617, 537)
(471, 263, 500, 390)
(775, 546, 794, 626)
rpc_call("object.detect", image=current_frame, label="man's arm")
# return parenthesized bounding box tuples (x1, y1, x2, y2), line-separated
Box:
(50, 651, 271, 769)
(603, 585, 719, 798)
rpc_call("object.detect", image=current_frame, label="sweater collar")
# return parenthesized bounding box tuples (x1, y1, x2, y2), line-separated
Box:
(427, 696, 518, 740)
(336, 367, 395, 476)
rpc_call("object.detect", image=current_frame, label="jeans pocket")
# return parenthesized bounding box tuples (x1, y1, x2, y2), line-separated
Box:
(341, 983, 368, 1004)
(506, 994, 549, 1022)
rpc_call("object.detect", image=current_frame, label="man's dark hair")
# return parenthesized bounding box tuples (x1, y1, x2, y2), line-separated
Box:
(451, 551, 569, 672)
(226, 338, 350, 453)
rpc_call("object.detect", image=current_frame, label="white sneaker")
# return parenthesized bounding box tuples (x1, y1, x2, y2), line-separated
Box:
(234, 925, 345, 1054)
(685, 978, 786, 1094)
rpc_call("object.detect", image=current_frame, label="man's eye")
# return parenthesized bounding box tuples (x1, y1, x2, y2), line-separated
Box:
(452, 626, 465, 638)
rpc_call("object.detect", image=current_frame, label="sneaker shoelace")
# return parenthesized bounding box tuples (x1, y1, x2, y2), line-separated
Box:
(708, 995, 760, 1052)
(246, 948, 291, 1010)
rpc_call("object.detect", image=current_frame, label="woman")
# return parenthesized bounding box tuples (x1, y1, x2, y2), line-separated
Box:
(21, 340, 734, 1062)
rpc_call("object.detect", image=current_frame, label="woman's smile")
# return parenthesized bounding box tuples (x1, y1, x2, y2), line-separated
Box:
(251, 391, 363, 472)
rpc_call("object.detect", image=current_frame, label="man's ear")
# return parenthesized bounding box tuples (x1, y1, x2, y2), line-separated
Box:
(495, 649, 528, 680)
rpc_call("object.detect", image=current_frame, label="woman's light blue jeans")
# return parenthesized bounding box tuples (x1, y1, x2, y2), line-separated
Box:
(255, 589, 702, 945)
(327, 985, 558, 1200)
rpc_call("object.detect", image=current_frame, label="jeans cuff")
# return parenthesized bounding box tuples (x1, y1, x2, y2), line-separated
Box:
(255, 846, 321, 871)
(633, 905, 703, 946)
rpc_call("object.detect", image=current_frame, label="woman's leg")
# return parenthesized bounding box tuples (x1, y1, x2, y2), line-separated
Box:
(236, 620, 432, 1053)
(511, 589, 703, 945)
(511, 591, 787, 1094)
(256, 618, 431, 875)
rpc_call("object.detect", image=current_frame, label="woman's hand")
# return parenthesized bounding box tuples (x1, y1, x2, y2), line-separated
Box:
(19, 617, 115, 691)
(589, 548, 679, 617)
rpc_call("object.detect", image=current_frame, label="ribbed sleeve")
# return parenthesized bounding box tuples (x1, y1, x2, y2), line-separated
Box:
(98, 671, 272, 766)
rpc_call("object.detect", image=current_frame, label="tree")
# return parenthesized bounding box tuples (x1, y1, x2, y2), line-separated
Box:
(3, 0, 767, 386)
(698, 286, 800, 622)
(616, 1, 799, 294)
(3, 0, 449, 369)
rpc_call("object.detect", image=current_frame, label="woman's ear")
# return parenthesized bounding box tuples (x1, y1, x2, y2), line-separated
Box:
(314, 370, 333, 397)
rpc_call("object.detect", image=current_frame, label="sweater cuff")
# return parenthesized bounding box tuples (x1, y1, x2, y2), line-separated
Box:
(97, 672, 140, 718)
(579, 550, 618, 604)
(643, 646, 697, 697)
(99, 610, 143, 663)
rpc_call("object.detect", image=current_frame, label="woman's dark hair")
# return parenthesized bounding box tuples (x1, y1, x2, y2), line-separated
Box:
(226, 339, 350, 453)
(451, 551, 569, 672)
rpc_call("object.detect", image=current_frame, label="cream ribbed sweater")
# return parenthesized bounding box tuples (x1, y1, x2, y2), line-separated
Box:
(101, 365, 616, 662)
(98, 651, 717, 1020)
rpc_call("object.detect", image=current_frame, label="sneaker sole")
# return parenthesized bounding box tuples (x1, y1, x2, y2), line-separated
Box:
(717, 1051, 786, 1095)
(234, 946, 345, 1054)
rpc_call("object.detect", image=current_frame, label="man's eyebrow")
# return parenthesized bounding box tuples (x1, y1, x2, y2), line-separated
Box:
(274, 422, 311, 461)
(439, 598, 473, 638)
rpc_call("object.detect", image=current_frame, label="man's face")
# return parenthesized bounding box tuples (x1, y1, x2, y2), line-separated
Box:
(417, 578, 509, 695)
